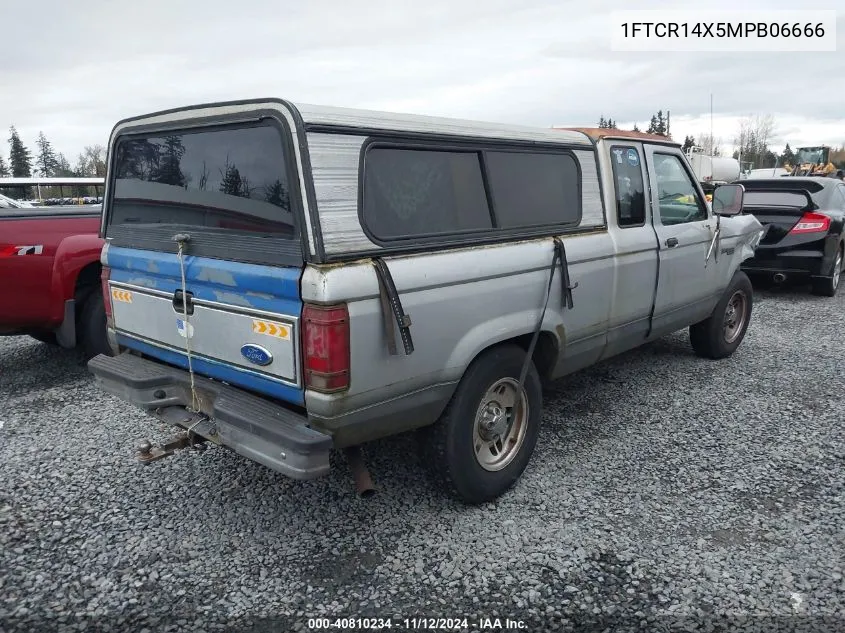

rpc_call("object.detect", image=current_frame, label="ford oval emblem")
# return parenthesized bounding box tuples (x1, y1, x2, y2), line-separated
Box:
(240, 343, 273, 366)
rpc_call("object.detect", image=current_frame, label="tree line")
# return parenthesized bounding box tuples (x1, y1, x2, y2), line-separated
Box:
(0, 126, 106, 180)
(596, 111, 845, 171)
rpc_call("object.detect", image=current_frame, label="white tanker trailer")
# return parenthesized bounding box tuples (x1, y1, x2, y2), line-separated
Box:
(685, 146, 741, 184)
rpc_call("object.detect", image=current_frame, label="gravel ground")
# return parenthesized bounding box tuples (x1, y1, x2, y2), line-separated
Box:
(1, 283, 843, 633)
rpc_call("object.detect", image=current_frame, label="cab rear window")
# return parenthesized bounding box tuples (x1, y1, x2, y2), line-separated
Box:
(110, 122, 294, 236)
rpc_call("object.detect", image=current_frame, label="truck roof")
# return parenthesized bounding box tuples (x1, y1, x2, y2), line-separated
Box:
(109, 98, 595, 148)
(557, 127, 680, 145)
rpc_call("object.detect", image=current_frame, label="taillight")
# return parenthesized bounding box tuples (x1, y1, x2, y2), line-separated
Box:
(101, 266, 113, 319)
(790, 212, 830, 235)
(302, 303, 350, 393)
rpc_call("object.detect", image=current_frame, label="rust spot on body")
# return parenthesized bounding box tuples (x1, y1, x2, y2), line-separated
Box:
(555, 323, 566, 346)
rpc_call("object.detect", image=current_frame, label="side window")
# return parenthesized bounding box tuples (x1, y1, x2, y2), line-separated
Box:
(609, 146, 646, 227)
(484, 151, 580, 228)
(653, 153, 708, 225)
(362, 147, 492, 240)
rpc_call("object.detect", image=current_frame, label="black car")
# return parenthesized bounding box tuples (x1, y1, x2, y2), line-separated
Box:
(738, 176, 845, 296)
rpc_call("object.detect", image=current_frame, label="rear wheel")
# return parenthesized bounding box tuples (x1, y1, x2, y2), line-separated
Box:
(811, 245, 843, 297)
(421, 344, 543, 504)
(78, 291, 111, 360)
(690, 271, 753, 360)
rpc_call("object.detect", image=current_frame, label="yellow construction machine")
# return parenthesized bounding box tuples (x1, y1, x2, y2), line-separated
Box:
(784, 146, 838, 177)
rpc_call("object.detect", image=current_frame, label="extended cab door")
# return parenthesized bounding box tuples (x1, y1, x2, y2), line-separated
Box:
(644, 144, 720, 337)
(600, 142, 660, 359)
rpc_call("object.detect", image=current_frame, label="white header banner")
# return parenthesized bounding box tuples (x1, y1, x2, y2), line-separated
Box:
(610, 10, 838, 52)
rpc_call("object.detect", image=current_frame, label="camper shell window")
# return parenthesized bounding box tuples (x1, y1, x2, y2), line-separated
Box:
(484, 151, 580, 229)
(361, 148, 493, 240)
(109, 121, 294, 237)
(361, 140, 583, 242)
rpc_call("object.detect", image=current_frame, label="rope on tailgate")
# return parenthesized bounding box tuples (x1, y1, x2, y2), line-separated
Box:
(174, 234, 201, 413)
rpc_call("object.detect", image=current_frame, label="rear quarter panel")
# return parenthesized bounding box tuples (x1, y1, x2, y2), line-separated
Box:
(301, 232, 614, 420)
(0, 213, 101, 329)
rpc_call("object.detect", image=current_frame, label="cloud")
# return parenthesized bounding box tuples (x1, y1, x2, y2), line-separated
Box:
(1, 0, 843, 163)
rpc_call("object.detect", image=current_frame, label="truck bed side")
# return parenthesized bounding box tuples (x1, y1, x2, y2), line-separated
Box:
(0, 207, 102, 334)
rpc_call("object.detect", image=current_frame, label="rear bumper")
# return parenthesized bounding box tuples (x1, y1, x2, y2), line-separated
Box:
(741, 249, 826, 278)
(87, 352, 332, 480)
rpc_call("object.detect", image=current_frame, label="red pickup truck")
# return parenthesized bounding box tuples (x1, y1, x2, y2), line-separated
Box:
(0, 200, 111, 358)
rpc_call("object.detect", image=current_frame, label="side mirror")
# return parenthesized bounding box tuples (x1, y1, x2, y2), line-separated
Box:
(712, 183, 744, 216)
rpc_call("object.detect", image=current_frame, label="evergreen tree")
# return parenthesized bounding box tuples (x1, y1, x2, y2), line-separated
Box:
(780, 143, 795, 168)
(632, 123, 641, 133)
(35, 131, 59, 177)
(8, 126, 33, 177)
(597, 116, 617, 129)
(0, 155, 9, 177)
(115, 139, 159, 180)
(55, 153, 75, 177)
(646, 110, 669, 136)
(151, 136, 186, 187)
(220, 159, 246, 197)
(264, 179, 289, 209)
(682, 135, 696, 153)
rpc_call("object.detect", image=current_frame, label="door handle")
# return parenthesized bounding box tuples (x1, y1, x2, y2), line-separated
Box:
(172, 289, 195, 315)
(665, 237, 679, 248)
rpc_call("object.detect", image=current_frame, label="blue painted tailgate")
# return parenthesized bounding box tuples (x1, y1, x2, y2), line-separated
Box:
(105, 245, 305, 406)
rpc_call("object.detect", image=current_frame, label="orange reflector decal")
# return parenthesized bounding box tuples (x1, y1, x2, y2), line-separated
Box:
(111, 288, 133, 303)
(252, 320, 290, 340)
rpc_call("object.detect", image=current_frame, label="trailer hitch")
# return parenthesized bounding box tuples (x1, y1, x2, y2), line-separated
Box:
(136, 431, 207, 464)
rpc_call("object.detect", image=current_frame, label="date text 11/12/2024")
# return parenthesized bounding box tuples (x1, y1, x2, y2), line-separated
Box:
(307, 617, 528, 630)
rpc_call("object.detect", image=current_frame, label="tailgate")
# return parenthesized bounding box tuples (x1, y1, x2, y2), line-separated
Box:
(105, 245, 304, 406)
(99, 111, 307, 407)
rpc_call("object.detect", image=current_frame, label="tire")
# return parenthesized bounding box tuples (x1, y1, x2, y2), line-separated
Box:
(421, 344, 543, 504)
(29, 330, 58, 346)
(78, 290, 112, 360)
(690, 270, 753, 360)
(811, 245, 843, 297)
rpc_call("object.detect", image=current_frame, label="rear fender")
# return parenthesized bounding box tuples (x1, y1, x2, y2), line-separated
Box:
(817, 231, 844, 277)
(446, 313, 562, 380)
(49, 234, 106, 321)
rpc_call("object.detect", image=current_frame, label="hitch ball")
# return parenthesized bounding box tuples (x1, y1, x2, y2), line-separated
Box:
(137, 440, 153, 456)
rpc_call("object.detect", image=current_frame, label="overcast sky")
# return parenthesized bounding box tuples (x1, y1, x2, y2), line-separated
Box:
(2, 0, 843, 166)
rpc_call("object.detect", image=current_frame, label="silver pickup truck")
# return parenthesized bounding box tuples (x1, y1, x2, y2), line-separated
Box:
(87, 99, 764, 504)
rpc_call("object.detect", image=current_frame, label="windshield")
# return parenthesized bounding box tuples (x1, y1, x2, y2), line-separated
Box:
(795, 148, 827, 165)
(109, 121, 294, 237)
